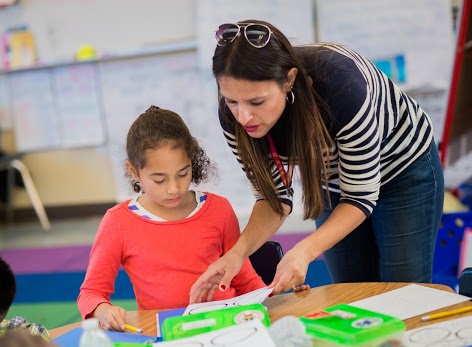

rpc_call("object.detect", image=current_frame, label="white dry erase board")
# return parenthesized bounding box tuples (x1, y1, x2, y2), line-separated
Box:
(52, 63, 106, 148)
(7, 64, 105, 152)
(8, 70, 61, 152)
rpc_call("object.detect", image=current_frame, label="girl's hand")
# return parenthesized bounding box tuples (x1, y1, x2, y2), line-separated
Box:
(189, 251, 244, 304)
(93, 303, 126, 331)
(269, 245, 312, 295)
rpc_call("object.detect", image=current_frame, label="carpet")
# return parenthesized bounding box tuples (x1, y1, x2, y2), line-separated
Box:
(0, 232, 332, 329)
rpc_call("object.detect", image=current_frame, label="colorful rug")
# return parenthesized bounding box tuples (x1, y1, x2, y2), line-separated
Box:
(0, 232, 332, 329)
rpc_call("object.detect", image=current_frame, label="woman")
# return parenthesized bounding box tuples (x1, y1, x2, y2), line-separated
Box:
(189, 20, 444, 303)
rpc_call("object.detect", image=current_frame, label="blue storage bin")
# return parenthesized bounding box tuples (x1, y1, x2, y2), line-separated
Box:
(455, 176, 472, 209)
(433, 211, 472, 289)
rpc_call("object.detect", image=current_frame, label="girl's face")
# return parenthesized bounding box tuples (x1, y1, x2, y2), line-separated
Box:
(130, 145, 193, 211)
(218, 75, 291, 138)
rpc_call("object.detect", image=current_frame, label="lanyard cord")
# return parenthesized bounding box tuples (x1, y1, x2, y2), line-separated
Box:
(266, 133, 293, 193)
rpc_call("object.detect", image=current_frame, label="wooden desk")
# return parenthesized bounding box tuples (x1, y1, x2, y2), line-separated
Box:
(49, 282, 472, 340)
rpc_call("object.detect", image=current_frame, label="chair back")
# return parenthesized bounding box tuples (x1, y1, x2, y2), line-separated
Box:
(249, 241, 284, 285)
(459, 267, 472, 297)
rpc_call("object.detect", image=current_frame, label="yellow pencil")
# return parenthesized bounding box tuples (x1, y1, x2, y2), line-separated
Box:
(124, 323, 143, 333)
(421, 306, 472, 322)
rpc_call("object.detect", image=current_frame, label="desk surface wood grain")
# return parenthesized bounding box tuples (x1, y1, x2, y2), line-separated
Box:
(49, 282, 472, 340)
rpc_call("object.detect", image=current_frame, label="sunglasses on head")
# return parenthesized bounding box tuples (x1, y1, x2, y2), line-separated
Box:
(215, 23, 272, 48)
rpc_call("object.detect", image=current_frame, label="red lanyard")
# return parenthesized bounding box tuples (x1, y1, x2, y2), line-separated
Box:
(266, 133, 293, 192)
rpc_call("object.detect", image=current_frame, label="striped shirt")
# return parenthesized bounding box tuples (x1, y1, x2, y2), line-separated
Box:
(219, 44, 433, 217)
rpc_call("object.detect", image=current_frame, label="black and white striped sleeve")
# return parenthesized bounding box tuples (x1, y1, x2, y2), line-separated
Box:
(326, 46, 383, 216)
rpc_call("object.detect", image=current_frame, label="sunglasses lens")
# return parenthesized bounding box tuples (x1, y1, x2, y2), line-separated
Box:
(215, 23, 240, 46)
(245, 24, 271, 47)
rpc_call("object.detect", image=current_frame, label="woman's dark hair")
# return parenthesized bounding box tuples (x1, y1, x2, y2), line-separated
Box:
(126, 106, 215, 191)
(0, 257, 16, 320)
(212, 19, 332, 219)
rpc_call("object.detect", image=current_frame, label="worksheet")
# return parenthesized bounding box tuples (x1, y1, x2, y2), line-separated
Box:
(350, 284, 471, 320)
(184, 287, 274, 315)
(405, 315, 472, 347)
(153, 320, 276, 347)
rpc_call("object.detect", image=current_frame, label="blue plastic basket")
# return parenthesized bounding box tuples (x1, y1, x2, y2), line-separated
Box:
(433, 211, 472, 289)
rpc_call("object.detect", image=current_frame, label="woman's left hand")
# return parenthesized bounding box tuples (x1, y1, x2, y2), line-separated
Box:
(269, 244, 312, 295)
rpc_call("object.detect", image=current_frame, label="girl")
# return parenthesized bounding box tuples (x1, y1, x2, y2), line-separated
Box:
(78, 106, 266, 331)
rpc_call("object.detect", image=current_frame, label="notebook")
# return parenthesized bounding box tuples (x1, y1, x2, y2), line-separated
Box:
(155, 307, 186, 338)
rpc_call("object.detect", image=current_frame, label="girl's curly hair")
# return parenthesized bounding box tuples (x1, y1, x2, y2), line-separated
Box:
(125, 106, 216, 191)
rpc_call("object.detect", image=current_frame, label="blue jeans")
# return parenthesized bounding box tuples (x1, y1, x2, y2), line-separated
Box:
(315, 142, 444, 283)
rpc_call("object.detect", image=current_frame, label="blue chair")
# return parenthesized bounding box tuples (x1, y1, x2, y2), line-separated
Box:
(249, 241, 284, 285)
(459, 267, 472, 297)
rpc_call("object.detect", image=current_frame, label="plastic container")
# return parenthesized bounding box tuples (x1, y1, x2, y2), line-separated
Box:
(162, 303, 270, 341)
(299, 304, 405, 347)
(268, 315, 313, 347)
(79, 318, 114, 347)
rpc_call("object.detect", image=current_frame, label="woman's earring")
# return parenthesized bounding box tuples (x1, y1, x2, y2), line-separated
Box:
(286, 90, 295, 105)
(133, 181, 142, 193)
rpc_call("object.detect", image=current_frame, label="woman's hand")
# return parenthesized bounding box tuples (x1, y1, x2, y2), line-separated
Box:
(293, 284, 311, 292)
(270, 244, 312, 295)
(189, 250, 244, 304)
(93, 303, 126, 331)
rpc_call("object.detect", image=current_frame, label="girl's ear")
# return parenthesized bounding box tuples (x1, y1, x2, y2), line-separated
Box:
(126, 160, 139, 181)
(285, 67, 298, 91)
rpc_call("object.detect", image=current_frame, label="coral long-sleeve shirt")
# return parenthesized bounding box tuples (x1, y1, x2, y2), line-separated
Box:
(77, 193, 265, 319)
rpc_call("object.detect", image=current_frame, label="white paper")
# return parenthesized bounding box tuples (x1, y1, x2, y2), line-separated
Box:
(349, 284, 471, 320)
(183, 287, 274, 315)
(8, 70, 61, 152)
(52, 63, 105, 148)
(153, 319, 276, 347)
(405, 315, 472, 347)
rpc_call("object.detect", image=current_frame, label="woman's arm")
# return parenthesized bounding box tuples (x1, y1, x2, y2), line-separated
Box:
(270, 202, 366, 294)
(221, 200, 266, 295)
(233, 200, 290, 258)
(189, 199, 289, 303)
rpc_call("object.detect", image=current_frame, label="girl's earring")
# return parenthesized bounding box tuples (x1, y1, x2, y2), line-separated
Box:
(286, 90, 295, 105)
(133, 181, 142, 193)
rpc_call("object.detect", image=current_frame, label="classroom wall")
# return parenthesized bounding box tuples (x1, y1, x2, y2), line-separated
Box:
(0, 0, 461, 215)
(0, 0, 196, 64)
(0, 0, 195, 208)
(0, 0, 316, 216)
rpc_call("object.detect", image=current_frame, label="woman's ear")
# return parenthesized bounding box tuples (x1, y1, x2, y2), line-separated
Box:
(126, 160, 139, 181)
(285, 67, 298, 91)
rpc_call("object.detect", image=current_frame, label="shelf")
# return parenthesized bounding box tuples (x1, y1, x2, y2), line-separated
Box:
(0, 39, 197, 74)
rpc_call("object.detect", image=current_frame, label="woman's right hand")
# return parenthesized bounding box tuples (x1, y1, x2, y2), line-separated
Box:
(93, 303, 126, 331)
(189, 250, 245, 304)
